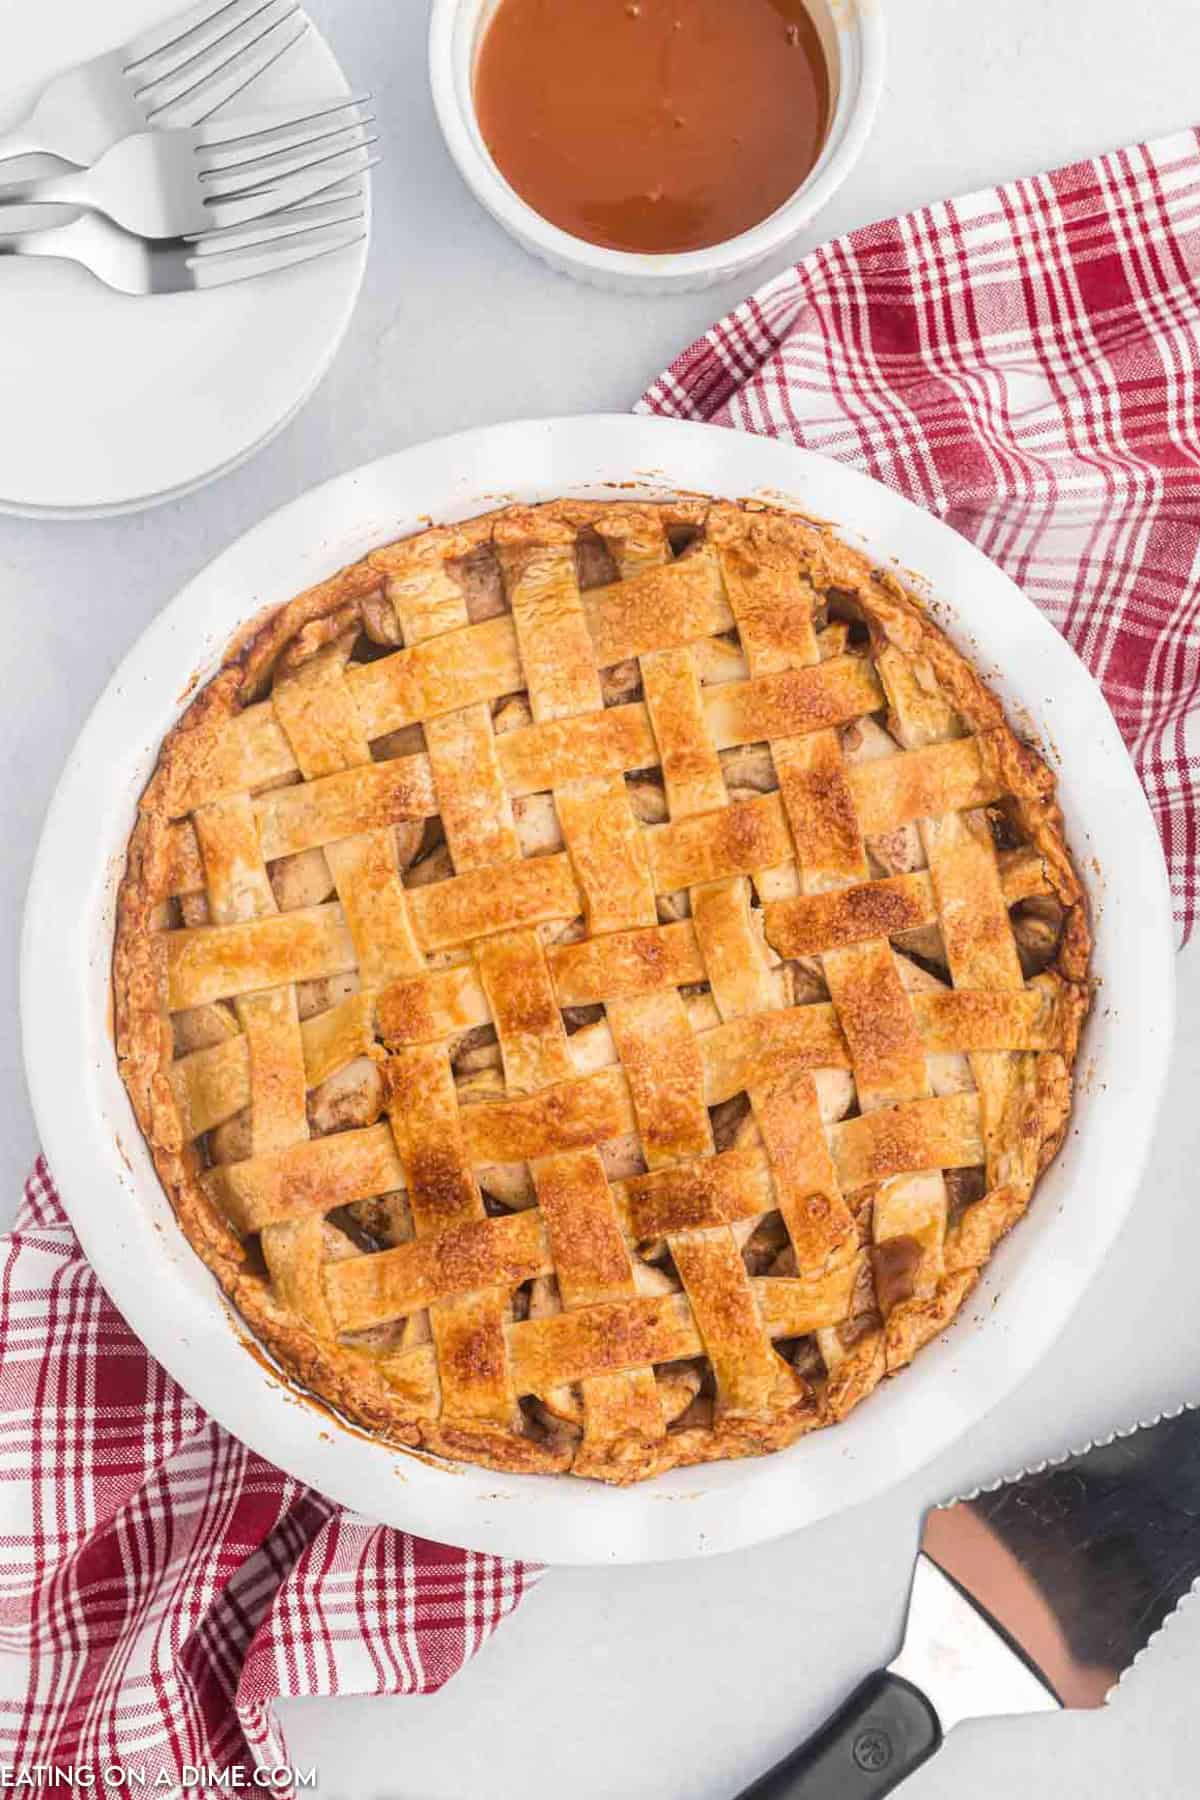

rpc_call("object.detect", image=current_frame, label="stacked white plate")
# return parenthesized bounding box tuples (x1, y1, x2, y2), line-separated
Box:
(0, 0, 369, 518)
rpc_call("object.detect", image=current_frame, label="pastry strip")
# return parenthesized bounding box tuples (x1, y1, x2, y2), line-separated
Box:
(383, 1047, 515, 1425)
(475, 929, 573, 1094)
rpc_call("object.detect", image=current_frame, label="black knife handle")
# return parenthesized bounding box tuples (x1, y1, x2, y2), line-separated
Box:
(736, 1670, 942, 1800)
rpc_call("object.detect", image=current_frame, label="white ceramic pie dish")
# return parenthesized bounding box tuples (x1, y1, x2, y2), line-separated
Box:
(428, 0, 885, 293)
(22, 414, 1173, 1565)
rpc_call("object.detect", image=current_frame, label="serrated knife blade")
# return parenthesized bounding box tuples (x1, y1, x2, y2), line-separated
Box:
(737, 1405, 1200, 1799)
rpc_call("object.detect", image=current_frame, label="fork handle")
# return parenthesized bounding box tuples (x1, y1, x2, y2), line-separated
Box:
(0, 119, 73, 168)
(0, 210, 88, 260)
(0, 168, 83, 209)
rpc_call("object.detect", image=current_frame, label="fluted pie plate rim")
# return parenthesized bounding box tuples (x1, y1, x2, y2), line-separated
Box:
(22, 415, 1173, 1563)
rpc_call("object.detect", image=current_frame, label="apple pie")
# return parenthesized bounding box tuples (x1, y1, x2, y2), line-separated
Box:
(114, 498, 1090, 1483)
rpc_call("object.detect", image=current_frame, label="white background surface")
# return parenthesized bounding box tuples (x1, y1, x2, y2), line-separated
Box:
(2, 0, 1199, 1794)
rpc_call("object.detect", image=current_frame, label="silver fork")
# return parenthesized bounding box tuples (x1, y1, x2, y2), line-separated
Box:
(0, 0, 308, 169)
(0, 196, 366, 295)
(0, 100, 376, 239)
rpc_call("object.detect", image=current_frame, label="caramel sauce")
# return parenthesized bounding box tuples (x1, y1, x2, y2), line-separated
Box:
(474, 0, 830, 255)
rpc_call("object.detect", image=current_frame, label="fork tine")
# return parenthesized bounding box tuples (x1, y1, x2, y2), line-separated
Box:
(206, 152, 379, 232)
(178, 17, 310, 126)
(189, 217, 366, 288)
(123, 0, 272, 71)
(190, 172, 367, 224)
(204, 142, 377, 226)
(142, 10, 308, 126)
(284, 174, 366, 208)
(200, 119, 375, 191)
(199, 172, 367, 217)
(188, 195, 365, 251)
(198, 95, 370, 151)
(132, 0, 291, 95)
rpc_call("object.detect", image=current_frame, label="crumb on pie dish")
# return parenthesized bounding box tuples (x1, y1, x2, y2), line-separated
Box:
(113, 498, 1091, 1485)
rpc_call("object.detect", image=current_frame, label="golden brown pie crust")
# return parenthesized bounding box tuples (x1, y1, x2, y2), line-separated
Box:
(114, 498, 1090, 1484)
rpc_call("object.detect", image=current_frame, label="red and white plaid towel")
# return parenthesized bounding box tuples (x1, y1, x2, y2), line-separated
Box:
(642, 128, 1200, 943)
(0, 1162, 539, 1792)
(5, 130, 1200, 1796)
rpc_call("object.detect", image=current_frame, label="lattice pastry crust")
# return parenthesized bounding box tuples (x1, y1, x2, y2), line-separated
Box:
(114, 499, 1090, 1484)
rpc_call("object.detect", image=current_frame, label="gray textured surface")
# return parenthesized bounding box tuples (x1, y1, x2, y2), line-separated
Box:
(3, 0, 1200, 1792)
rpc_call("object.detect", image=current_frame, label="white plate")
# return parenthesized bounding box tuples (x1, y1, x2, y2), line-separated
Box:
(0, 1, 368, 518)
(22, 416, 1174, 1564)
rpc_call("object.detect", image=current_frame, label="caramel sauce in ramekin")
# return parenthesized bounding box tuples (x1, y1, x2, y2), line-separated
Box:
(474, 0, 830, 255)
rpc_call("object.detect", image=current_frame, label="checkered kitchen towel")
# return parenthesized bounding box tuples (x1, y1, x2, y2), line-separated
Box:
(642, 128, 1200, 943)
(0, 1161, 539, 1794)
(7, 130, 1200, 1800)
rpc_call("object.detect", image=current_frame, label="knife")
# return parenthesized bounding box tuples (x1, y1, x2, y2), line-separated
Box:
(738, 1404, 1200, 1798)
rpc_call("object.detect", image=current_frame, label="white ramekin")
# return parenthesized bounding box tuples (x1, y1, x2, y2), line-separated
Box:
(428, 0, 886, 293)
